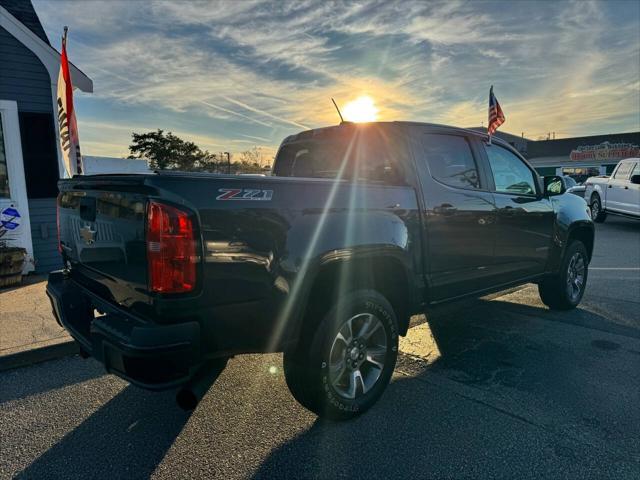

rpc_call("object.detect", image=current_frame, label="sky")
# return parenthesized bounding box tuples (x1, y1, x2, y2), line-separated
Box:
(33, 0, 640, 161)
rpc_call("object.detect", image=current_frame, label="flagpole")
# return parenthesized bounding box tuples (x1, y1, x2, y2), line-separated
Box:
(488, 85, 492, 145)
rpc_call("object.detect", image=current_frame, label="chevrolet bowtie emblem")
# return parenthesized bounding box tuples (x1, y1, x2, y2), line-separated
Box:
(79, 224, 97, 245)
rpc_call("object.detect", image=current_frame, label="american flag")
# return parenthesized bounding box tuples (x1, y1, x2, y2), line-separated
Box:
(488, 85, 505, 138)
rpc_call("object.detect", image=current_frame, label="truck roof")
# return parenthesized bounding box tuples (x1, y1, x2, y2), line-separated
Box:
(282, 121, 509, 148)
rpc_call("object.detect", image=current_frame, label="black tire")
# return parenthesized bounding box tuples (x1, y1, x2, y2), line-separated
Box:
(538, 240, 589, 310)
(283, 289, 398, 421)
(590, 193, 607, 223)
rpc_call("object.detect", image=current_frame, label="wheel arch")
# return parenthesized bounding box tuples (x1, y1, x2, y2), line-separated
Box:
(589, 188, 602, 204)
(567, 223, 595, 261)
(294, 251, 417, 343)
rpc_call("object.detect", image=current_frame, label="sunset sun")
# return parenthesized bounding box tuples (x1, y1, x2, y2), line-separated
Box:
(342, 96, 379, 122)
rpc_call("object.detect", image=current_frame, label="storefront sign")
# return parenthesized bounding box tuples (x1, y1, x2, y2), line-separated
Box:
(570, 142, 639, 161)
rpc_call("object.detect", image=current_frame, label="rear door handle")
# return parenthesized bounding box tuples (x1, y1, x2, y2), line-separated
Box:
(434, 203, 456, 215)
(608, 185, 613, 188)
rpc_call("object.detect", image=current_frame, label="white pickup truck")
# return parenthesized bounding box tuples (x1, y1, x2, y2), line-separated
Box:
(584, 158, 640, 222)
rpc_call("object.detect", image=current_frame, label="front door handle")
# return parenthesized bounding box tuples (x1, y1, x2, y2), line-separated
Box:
(608, 185, 613, 188)
(502, 205, 517, 215)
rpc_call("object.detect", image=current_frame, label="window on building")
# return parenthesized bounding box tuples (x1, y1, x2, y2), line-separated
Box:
(420, 134, 481, 189)
(484, 144, 537, 195)
(0, 116, 10, 198)
(18, 112, 59, 198)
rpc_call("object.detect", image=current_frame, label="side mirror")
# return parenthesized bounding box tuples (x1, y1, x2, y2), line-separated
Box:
(630, 174, 640, 185)
(543, 175, 566, 197)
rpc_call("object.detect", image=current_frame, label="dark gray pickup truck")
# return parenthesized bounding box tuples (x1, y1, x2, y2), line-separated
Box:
(47, 122, 594, 419)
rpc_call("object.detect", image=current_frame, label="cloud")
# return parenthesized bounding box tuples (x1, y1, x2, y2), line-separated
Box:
(32, 0, 639, 158)
(240, 134, 272, 142)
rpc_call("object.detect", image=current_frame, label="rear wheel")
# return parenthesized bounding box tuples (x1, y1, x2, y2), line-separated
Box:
(538, 240, 588, 310)
(590, 194, 607, 223)
(283, 289, 398, 420)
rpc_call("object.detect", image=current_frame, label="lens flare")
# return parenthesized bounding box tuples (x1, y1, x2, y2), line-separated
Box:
(342, 96, 378, 123)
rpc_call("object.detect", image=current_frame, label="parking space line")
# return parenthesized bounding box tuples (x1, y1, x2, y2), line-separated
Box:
(590, 268, 640, 270)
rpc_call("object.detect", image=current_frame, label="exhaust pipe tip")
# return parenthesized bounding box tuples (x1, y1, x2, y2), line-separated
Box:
(175, 358, 228, 411)
(176, 388, 198, 411)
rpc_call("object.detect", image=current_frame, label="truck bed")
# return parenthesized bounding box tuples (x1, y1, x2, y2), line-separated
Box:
(57, 172, 419, 352)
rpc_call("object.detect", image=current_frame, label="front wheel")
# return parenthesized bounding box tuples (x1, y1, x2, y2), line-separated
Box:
(538, 240, 589, 310)
(283, 290, 398, 421)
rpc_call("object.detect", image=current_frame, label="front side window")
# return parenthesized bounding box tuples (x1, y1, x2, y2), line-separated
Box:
(0, 116, 10, 198)
(484, 144, 537, 195)
(613, 162, 633, 180)
(420, 134, 480, 189)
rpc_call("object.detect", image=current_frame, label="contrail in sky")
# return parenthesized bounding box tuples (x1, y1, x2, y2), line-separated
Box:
(199, 100, 272, 128)
(222, 95, 309, 130)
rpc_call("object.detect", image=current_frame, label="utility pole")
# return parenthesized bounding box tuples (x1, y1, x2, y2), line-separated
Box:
(225, 152, 231, 174)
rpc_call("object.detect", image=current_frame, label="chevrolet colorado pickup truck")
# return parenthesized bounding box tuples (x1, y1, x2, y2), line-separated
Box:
(584, 158, 640, 222)
(47, 122, 594, 420)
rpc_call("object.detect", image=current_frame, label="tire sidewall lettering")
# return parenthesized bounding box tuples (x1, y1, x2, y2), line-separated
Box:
(318, 295, 397, 413)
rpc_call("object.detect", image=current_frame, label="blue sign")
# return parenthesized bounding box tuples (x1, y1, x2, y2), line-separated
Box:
(1, 207, 21, 230)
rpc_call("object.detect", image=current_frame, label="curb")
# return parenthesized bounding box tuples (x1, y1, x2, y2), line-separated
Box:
(0, 340, 78, 372)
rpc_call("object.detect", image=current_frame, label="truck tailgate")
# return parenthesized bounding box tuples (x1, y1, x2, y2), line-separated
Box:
(58, 177, 151, 309)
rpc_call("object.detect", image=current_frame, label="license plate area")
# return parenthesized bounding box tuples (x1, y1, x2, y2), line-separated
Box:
(79, 196, 96, 222)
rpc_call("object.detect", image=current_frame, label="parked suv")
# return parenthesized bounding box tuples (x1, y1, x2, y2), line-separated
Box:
(47, 122, 594, 419)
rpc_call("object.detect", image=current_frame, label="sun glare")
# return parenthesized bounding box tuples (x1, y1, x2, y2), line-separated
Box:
(342, 96, 378, 123)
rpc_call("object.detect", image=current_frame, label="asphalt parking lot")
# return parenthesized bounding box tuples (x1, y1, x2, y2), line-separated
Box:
(1, 216, 639, 479)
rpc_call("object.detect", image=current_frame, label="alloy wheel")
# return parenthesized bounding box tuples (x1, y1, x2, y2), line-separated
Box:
(566, 252, 586, 302)
(591, 200, 600, 220)
(328, 313, 387, 399)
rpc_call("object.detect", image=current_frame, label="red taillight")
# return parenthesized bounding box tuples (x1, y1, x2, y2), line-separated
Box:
(146, 201, 197, 293)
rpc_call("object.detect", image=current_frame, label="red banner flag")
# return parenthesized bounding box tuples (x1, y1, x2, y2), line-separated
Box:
(57, 26, 83, 176)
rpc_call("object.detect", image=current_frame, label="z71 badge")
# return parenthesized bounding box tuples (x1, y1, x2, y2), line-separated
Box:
(216, 188, 273, 201)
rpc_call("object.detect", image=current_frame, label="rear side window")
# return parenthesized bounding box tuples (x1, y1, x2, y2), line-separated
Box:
(613, 162, 634, 179)
(484, 144, 537, 195)
(273, 125, 405, 184)
(420, 134, 480, 189)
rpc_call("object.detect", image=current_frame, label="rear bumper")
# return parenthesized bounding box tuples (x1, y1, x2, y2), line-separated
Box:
(46, 271, 202, 390)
